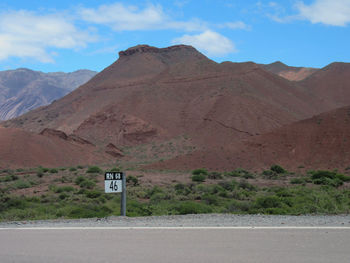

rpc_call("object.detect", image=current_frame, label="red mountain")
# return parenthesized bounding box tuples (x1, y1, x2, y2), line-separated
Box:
(3, 45, 322, 150)
(262, 61, 318, 81)
(299, 62, 350, 110)
(0, 126, 113, 169)
(150, 105, 350, 171)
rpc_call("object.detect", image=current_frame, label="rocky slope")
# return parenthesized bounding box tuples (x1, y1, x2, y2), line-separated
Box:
(262, 61, 318, 81)
(0, 68, 96, 120)
(0, 126, 113, 168)
(150, 105, 350, 171)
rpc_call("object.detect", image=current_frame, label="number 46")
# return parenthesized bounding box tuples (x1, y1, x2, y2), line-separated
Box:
(110, 181, 118, 191)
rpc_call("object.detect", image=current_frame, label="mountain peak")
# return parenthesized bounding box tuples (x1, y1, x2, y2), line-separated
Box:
(118, 44, 196, 57)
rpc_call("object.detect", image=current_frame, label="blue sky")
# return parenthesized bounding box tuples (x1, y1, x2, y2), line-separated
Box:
(0, 0, 349, 72)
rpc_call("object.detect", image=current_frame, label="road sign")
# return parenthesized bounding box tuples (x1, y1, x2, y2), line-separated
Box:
(104, 171, 126, 216)
(104, 172, 123, 193)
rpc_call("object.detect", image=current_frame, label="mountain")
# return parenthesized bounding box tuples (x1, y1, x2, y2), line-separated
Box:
(299, 62, 350, 110)
(3, 45, 322, 151)
(0, 126, 113, 169)
(262, 61, 318, 81)
(149, 105, 350, 171)
(0, 68, 96, 120)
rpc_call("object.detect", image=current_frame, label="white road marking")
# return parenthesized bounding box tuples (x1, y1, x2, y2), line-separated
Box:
(1, 226, 350, 230)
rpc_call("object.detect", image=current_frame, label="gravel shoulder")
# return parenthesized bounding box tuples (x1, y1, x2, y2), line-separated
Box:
(1, 214, 350, 228)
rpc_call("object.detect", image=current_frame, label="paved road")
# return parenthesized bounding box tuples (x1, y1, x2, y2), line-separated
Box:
(1, 227, 350, 263)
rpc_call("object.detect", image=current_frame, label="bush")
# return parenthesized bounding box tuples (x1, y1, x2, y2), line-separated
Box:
(85, 190, 102, 199)
(290, 178, 305, 184)
(74, 176, 95, 189)
(79, 180, 96, 189)
(310, 170, 349, 187)
(126, 176, 139, 186)
(270, 165, 286, 174)
(87, 166, 102, 173)
(191, 174, 206, 182)
(208, 171, 223, 180)
(218, 180, 238, 191)
(255, 195, 283, 209)
(74, 176, 85, 185)
(238, 180, 256, 191)
(54, 186, 75, 193)
(110, 167, 121, 172)
(69, 167, 77, 172)
(191, 168, 208, 176)
(12, 180, 31, 189)
(50, 168, 58, 173)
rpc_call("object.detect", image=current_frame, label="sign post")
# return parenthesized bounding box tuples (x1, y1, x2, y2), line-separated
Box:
(104, 172, 126, 216)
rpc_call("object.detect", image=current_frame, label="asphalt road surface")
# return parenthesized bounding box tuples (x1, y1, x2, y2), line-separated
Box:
(1, 227, 350, 263)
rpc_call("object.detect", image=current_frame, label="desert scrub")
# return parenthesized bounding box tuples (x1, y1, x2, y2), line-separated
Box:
(126, 175, 139, 186)
(74, 176, 96, 189)
(86, 166, 102, 174)
(191, 168, 208, 176)
(191, 174, 206, 182)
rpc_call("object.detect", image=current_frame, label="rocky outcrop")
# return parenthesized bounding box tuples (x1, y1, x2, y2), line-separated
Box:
(118, 44, 195, 57)
(40, 128, 94, 146)
(105, 143, 124, 157)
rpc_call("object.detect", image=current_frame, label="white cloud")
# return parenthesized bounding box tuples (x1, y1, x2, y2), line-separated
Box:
(0, 10, 95, 62)
(79, 3, 205, 31)
(220, 21, 251, 30)
(172, 30, 236, 57)
(296, 0, 350, 26)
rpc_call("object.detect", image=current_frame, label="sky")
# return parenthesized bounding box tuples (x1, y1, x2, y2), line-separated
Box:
(0, 0, 349, 72)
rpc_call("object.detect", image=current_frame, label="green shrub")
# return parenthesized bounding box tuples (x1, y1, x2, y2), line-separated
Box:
(69, 167, 77, 172)
(85, 190, 102, 199)
(335, 174, 350, 182)
(54, 186, 75, 193)
(208, 171, 223, 180)
(191, 174, 206, 182)
(126, 175, 139, 186)
(59, 193, 69, 200)
(0, 175, 18, 182)
(79, 180, 96, 189)
(110, 167, 121, 172)
(12, 180, 31, 189)
(255, 195, 283, 209)
(202, 194, 219, 205)
(290, 178, 305, 184)
(238, 180, 256, 191)
(75, 176, 85, 185)
(224, 169, 254, 179)
(270, 165, 286, 174)
(310, 170, 348, 187)
(218, 180, 238, 191)
(174, 183, 185, 191)
(74, 176, 95, 189)
(86, 166, 102, 173)
(50, 168, 58, 173)
(191, 168, 208, 176)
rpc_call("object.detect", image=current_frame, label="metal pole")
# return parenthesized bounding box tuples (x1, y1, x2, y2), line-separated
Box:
(121, 172, 126, 216)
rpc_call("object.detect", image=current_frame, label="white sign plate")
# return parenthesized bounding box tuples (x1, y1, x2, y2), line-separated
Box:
(104, 172, 124, 193)
(104, 180, 122, 193)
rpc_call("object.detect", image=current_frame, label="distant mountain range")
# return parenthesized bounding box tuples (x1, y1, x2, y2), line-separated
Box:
(0, 68, 97, 120)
